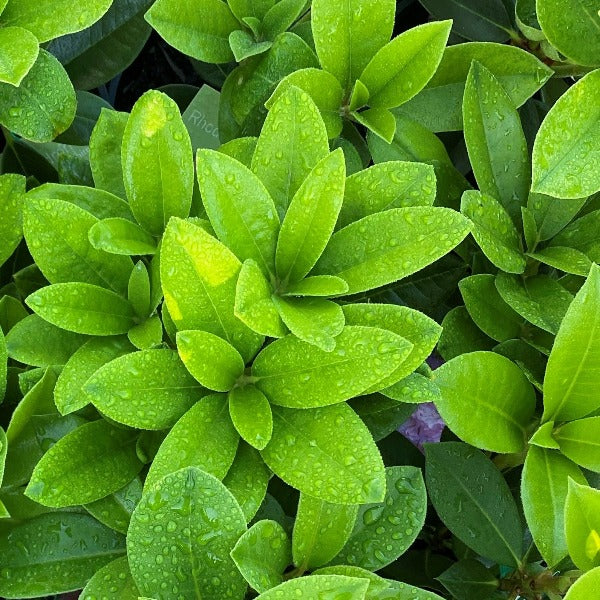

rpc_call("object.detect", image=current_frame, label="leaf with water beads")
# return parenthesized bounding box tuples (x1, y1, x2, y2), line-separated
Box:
(88, 217, 157, 256)
(79, 556, 139, 600)
(128, 467, 247, 600)
(0, 174, 25, 269)
(229, 385, 273, 450)
(0, 26, 38, 86)
(260, 403, 386, 505)
(254, 574, 370, 599)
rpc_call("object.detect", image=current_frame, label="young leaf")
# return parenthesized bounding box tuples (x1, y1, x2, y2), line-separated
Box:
(231, 520, 292, 593)
(128, 467, 247, 599)
(528, 247, 593, 277)
(462, 62, 530, 223)
(352, 108, 397, 143)
(145, 0, 239, 63)
(425, 442, 524, 566)
(80, 556, 139, 600)
(145, 394, 238, 490)
(262, 0, 306, 39)
(550, 210, 600, 262)
(228, 0, 276, 21)
(128, 316, 163, 350)
(285, 275, 349, 297)
(254, 575, 369, 599)
(433, 351, 536, 453)
(360, 21, 452, 109)
(83, 349, 204, 430)
(88, 218, 157, 255)
(0, 26, 38, 86)
(177, 330, 245, 392)
(0, 331, 6, 403)
(543, 264, 600, 421)
(313, 207, 471, 295)
(293, 493, 358, 570)
(161, 218, 263, 362)
(522, 446, 586, 567)
(261, 403, 386, 504)
(229, 30, 272, 62)
(437, 559, 500, 600)
(311, 0, 395, 91)
(532, 70, 600, 199)
(565, 480, 600, 572)
(0, 174, 25, 268)
(122, 90, 193, 235)
(197, 149, 280, 275)
(528, 192, 587, 243)
(26, 283, 136, 336)
(332, 466, 427, 570)
(26, 419, 142, 507)
(229, 385, 273, 450)
(554, 418, 600, 472)
(564, 567, 600, 600)
(128, 261, 151, 320)
(252, 326, 413, 408)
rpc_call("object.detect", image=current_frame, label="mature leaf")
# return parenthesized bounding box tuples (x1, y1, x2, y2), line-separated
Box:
(0, 174, 25, 268)
(228, 0, 275, 21)
(256, 575, 369, 599)
(231, 520, 291, 593)
(128, 467, 247, 599)
(555, 418, 600, 472)
(84, 349, 204, 429)
(532, 70, 600, 199)
(261, 403, 386, 504)
(311, 0, 395, 91)
(144, 394, 239, 490)
(219, 136, 258, 166)
(565, 480, 600, 572)
(522, 446, 586, 567)
(85, 477, 143, 534)
(398, 42, 552, 132)
(463, 62, 530, 222)
(333, 466, 427, 570)
(528, 247, 593, 277)
(253, 326, 412, 408)
(434, 351, 535, 452)
(80, 556, 139, 600)
(543, 264, 600, 421)
(89, 218, 157, 255)
(262, 0, 306, 39)
(0, 50, 76, 142)
(0, 26, 38, 86)
(161, 218, 263, 362)
(26, 419, 142, 507)
(564, 567, 600, 599)
(0, 513, 125, 598)
(425, 442, 524, 566)
(437, 559, 500, 600)
(197, 149, 280, 275)
(437, 306, 495, 361)
(360, 21, 452, 109)
(229, 385, 273, 450)
(314, 207, 470, 295)
(122, 90, 193, 235)
(550, 210, 600, 262)
(252, 85, 329, 218)
(26, 283, 136, 335)
(145, 0, 238, 63)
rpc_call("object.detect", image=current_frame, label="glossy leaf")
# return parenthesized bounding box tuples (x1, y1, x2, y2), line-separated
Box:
(437, 559, 500, 600)
(352, 108, 396, 143)
(0, 174, 25, 268)
(565, 480, 600, 572)
(564, 567, 600, 600)
(229, 385, 273, 450)
(89, 217, 157, 255)
(555, 418, 600, 472)
(80, 556, 139, 600)
(550, 210, 600, 262)
(528, 247, 593, 277)
(255, 575, 369, 599)
(285, 275, 349, 297)
(0, 26, 38, 86)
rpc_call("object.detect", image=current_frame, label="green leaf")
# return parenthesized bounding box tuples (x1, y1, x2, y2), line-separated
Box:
(89, 109, 129, 198)
(229, 385, 273, 450)
(564, 566, 600, 599)
(0, 513, 125, 598)
(425, 442, 524, 566)
(276, 149, 345, 283)
(80, 556, 139, 600)
(495, 272, 573, 334)
(128, 316, 163, 350)
(54, 336, 132, 415)
(437, 306, 496, 361)
(228, 0, 276, 21)
(380, 372, 441, 406)
(261, 403, 385, 504)
(522, 446, 586, 567)
(177, 330, 245, 392)
(123, 90, 193, 235)
(332, 466, 427, 570)
(462, 62, 530, 222)
(272, 296, 345, 352)
(532, 70, 600, 199)
(537, 0, 600, 66)
(267, 68, 345, 138)
(555, 418, 600, 472)
(251, 85, 329, 218)
(352, 108, 396, 143)
(85, 477, 143, 534)
(528, 247, 593, 277)
(26, 419, 142, 507)
(26, 283, 136, 335)
(54, 91, 112, 145)
(314, 207, 471, 295)
(223, 442, 271, 522)
(128, 467, 247, 599)
(433, 351, 535, 452)
(398, 42, 552, 132)
(0, 26, 38, 86)
(261, 575, 371, 599)
(565, 480, 600, 572)
(219, 136, 258, 166)
(128, 261, 151, 319)
(360, 21, 452, 109)
(349, 79, 370, 111)
(253, 326, 413, 408)
(197, 148, 280, 275)
(285, 275, 349, 296)
(145, 0, 238, 63)
(161, 218, 263, 362)
(459, 274, 523, 342)
(311, 0, 395, 91)
(550, 210, 600, 262)
(437, 559, 500, 600)
(0, 174, 25, 268)
(292, 493, 358, 570)
(262, 0, 306, 39)
(89, 218, 157, 255)
(83, 349, 204, 430)
(231, 520, 292, 593)
(529, 421, 560, 449)
(0, 331, 6, 404)
(144, 394, 238, 490)
(229, 29, 272, 62)
(419, 0, 514, 41)
(23, 196, 132, 295)
(337, 161, 436, 230)
(0, 50, 76, 142)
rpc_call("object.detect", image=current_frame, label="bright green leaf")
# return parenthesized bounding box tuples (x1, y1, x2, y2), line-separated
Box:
(0, 174, 25, 268)
(89, 218, 157, 255)
(0, 26, 38, 86)
(565, 480, 600, 572)
(80, 556, 139, 600)
(564, 566, 600, 599)
(555, 418, 600, 472)
(255, 574, 369, 599)
(229, 385, 273, 450)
